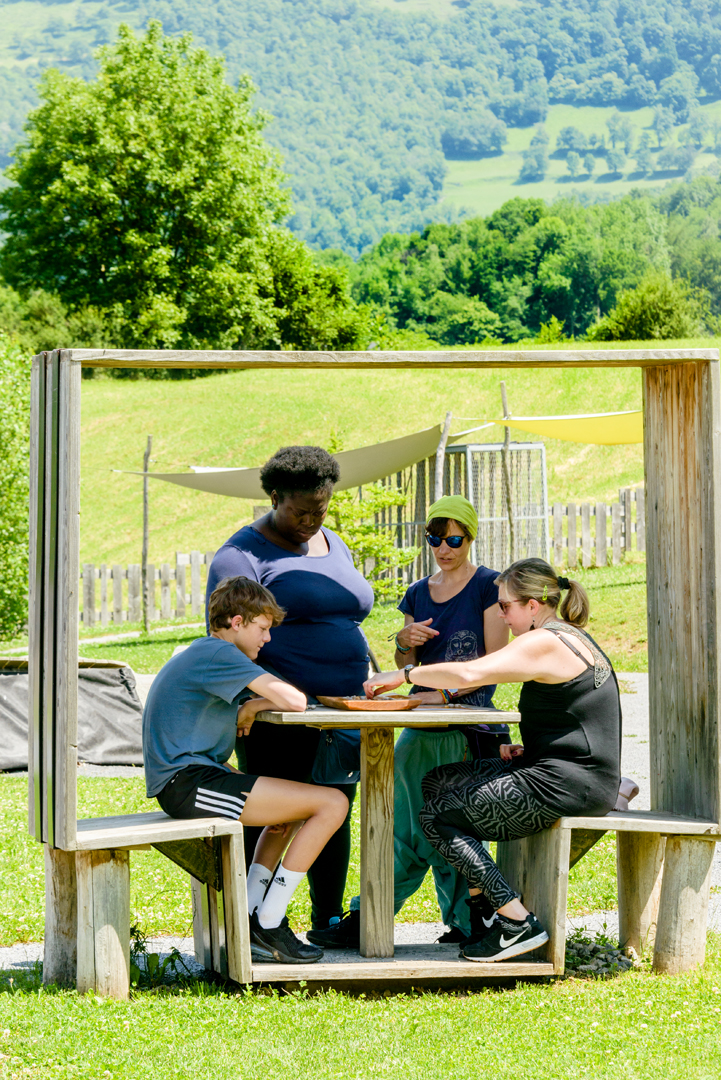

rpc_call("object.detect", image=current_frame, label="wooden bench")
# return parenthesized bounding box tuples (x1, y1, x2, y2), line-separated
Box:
(44, 812, 253, 998)
(497, 809, 720, 976)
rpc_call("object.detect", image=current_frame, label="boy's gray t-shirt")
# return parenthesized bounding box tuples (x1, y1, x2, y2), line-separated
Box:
(143, 636, 262, 797)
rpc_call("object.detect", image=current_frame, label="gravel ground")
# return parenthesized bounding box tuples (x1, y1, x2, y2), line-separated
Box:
(3, 673, 721, 975)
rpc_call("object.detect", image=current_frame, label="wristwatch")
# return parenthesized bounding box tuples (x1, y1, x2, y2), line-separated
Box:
(403, 664, 415, 684)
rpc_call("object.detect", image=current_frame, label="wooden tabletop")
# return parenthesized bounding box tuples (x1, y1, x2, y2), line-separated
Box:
(256, 705, 520, 728)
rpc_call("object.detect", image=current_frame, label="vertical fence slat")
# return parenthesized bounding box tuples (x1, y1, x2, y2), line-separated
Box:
(595, 504, 607, 567)
(636, 488, 645, 552)
(190, 551, 201, 615)
(146, 563, 156, 621)
(99, 563, 109, 627)
(160, 563, 171, 620)
(612, 503, 622, 565)
(567, 502, 577, 569)
(581, 504, 592, 568)
(175, 557, 186, 619)
(128, 565, 141, 623)
(112, 565, 123, 623)
(623, 487, 633, 552)
(552, 504, 563, 566)
(82, 564, 95, 627)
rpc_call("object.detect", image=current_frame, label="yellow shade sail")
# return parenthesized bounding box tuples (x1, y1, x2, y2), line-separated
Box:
(503, 410, 643, 445)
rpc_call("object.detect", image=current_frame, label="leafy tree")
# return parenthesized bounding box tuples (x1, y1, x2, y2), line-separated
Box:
(635, 144, 654, 174)
(582, 152, 595, 177)
(653, 106, 675, 147)
(519, 126, 549, 182)
(0, 22, 367, 353)
(556, 126, 586, 154)
(566, 151, 581, 178)
(0, 335, 30, 639)
(587, 273, 708, 340)
(606, 148, 626, 174)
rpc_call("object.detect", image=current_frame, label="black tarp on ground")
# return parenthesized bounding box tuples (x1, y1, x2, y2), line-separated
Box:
(0, 661, 143, 770)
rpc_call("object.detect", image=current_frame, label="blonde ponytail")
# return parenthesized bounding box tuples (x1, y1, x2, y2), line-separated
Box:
(495, 558, 590, 627)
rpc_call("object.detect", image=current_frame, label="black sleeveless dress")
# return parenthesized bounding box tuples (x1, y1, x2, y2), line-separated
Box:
(509, 620, 622, 817)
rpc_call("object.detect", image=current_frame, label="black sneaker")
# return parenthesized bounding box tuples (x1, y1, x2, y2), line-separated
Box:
(435, 927, 467, 944)
(465, 894, 497, 943)
(306, 909, 360, 949)
(461, 912, 548, 962)
(250, 912, 324, 964)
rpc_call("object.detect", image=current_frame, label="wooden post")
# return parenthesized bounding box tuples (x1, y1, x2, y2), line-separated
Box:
(653, 837, 715, 974)
(611, 502, 622, 565)
(28, 355, 46, 839)
(595, 503, 607, 567)
(434, 412, 452, 501)
(82, 564, 95, 628)
(553, 503, 563, 566)
(360, 726, 394, 958)
(624, 486, 633, 552)
(112, 565, 124, 624)
(127, 565, 141, 623)
(141, 435, 152, 634)
(500, 384, 515, 562)
(635, 488, 645, 551)
(644, 360, 721, 822)
(146, 564, 156, 622)
(76, 849, 130, 999)
(496, 824, 571, 973)
(617, 832, 665, 955)
(43, 847, 77, 987)
(580, 503, 592, 568)
(567, 502, 577, 569)
(220, 833, 253, 984)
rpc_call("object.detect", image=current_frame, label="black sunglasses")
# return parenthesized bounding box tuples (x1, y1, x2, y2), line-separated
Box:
(426, 534, 465, 549)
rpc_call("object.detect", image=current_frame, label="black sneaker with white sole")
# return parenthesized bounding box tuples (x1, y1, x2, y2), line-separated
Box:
(306, 909, 360, 949)
(461, 912, 548, 962)
(250, 911, 324, 964)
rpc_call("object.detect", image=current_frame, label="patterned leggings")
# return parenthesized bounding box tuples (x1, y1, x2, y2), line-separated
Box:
(418, 758, 560, 910)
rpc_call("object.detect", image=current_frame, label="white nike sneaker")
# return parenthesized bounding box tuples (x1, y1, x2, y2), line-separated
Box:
(461, 912, 548, 962)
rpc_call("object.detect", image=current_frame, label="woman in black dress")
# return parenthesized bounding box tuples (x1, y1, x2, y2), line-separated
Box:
(363, 557, 621, 963)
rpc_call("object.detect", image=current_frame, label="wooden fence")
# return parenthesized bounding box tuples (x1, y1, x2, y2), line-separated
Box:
(551, 487, 644, 568)
(81, 551, 215, 626)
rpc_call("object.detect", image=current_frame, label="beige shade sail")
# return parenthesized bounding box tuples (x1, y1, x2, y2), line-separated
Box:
(503, 410, 642, 445)
(132, 423, 492, 499)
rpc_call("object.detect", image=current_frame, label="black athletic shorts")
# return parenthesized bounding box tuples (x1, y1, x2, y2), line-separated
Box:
(156, 764, 260, 821)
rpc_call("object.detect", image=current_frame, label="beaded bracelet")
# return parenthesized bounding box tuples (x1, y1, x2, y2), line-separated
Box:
(393, 633, 411, 654)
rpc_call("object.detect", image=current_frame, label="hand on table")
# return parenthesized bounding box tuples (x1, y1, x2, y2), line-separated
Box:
(500, 743, 524, 762)
(396, 618, 439, 650)
(363, 670, 405, 698)
(237, 696, 273, 737)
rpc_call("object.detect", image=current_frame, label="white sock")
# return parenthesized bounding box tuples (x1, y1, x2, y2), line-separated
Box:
(257, 864, 306, 929)
(246, 862, 273, 916)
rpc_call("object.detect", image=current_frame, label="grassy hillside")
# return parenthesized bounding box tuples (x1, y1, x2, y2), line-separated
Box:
(444, 100, 721, 217)
(73, 339, 706, 566)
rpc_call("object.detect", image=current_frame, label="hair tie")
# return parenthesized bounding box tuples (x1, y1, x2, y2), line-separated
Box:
(557, 576, 570, 590)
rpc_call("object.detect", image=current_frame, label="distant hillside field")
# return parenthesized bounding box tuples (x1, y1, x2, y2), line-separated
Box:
(72, 340, 691, 566)
(3, 0, 721, 252)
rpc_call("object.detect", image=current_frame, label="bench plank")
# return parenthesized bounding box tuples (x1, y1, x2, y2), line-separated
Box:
(76, 812, 243, 850)
(560, 810, 720, 835)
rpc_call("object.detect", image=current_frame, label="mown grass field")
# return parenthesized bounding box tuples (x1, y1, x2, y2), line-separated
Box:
(443, 100, 721, 217)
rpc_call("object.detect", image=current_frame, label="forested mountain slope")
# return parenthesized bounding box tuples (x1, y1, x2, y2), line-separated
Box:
(3, 0, 721, 251)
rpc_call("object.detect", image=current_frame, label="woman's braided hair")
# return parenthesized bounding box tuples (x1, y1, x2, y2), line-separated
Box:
(494, 558, 590, 628)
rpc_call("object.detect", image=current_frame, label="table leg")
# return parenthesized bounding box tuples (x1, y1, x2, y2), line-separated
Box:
(360, 726, 394, 957)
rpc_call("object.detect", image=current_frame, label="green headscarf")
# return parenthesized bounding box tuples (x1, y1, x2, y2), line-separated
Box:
(426, 495, 478, 540)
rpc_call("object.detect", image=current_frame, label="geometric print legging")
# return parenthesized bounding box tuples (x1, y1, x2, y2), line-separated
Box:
(418, 758, 561, 910)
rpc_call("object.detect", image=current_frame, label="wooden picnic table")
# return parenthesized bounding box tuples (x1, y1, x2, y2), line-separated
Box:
(257, 703, 520, 958)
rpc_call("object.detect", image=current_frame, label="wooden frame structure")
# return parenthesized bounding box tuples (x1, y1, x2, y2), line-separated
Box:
(30, 346, 721, 995)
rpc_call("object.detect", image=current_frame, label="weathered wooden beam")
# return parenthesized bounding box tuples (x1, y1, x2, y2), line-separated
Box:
(28, 355, 45, 840)
(76, 849, 130, 999)
(153, 836, 222, 890)
(644, 360, 721, 822)
(653, 836, 715, 974)
(46, 348, 720, 371)
(43, 846, 77, 987)
(568, 828, 606, 870)
(617, 831, 665, 956)
(360, 726, 394, 958)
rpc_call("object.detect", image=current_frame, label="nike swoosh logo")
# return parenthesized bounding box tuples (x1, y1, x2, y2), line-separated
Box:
(499, 933, 524, 948)
(482, 916, 495, 928)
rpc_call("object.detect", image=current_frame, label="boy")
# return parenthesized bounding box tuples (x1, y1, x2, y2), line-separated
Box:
(143, 575, 348, 964)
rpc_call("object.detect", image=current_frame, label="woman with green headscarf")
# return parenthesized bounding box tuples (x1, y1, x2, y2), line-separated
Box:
(309, 495, 509, 951)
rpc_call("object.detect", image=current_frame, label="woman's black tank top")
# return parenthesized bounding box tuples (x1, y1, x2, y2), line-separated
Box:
(510, 620, 622, 817)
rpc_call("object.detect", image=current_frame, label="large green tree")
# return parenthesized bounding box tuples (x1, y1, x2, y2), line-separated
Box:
(0, 22, 367, 352)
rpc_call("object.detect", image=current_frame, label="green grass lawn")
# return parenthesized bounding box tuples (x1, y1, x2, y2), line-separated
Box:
(1, 939, 720, 1079)
(443, 100, 721, 217)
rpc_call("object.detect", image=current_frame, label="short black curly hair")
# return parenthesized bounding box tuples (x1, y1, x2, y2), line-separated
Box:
(259, 445, 340, 499)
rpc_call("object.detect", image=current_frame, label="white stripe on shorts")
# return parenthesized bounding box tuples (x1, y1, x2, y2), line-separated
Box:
(197, 786, 247, 811)
(194, 791, 247, 819)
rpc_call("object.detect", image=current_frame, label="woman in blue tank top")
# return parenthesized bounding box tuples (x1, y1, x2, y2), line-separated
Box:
(206, 445, 374, 933)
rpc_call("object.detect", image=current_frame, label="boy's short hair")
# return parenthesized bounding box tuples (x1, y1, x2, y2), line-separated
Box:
(208, 576, 286, 631)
